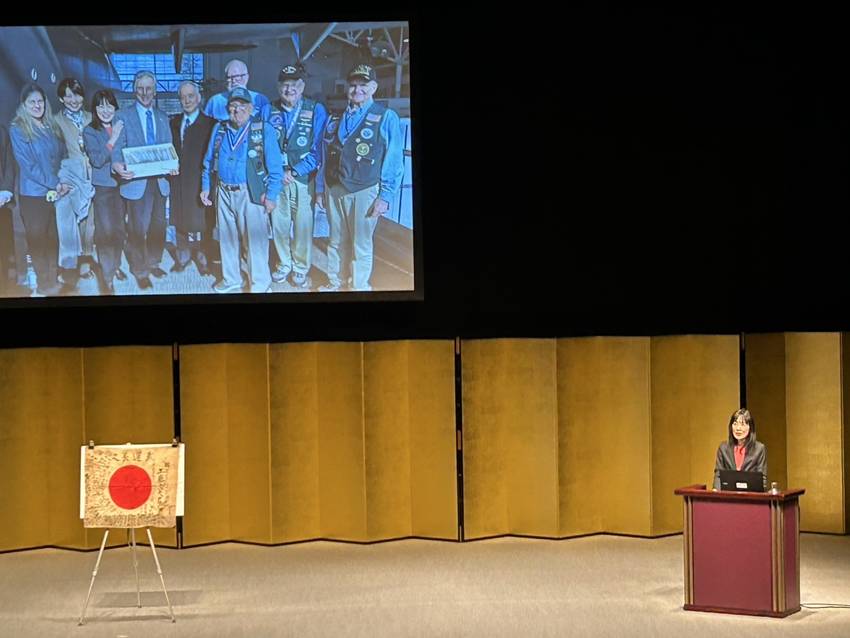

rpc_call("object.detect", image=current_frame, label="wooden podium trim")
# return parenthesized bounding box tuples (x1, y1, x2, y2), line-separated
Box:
(796, 506, 801, 605)
(683, 496, 694, 605)
(771, 499, 785, 612)
(673, 485, 806, 502)
(683, 603, 800, 618)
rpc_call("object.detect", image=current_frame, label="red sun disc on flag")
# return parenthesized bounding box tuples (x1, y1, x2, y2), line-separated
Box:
(108, 465, 153, 510)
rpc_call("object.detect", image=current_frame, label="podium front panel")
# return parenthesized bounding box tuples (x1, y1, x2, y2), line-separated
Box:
(692, 500, 772, 611)
(677, 486, 803, 617)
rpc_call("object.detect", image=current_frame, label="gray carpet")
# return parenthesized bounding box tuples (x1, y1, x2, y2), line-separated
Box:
(1, 534, 849, 637)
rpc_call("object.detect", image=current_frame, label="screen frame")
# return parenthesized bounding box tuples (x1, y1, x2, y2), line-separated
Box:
(0, 16, 423, 309)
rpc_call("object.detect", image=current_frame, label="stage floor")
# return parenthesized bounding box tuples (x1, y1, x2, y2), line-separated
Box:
(1, 534, 848, 637)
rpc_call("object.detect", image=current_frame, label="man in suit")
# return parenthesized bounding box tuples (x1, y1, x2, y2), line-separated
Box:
(111, 70, 176, 290)
(169, 80, 216, 276)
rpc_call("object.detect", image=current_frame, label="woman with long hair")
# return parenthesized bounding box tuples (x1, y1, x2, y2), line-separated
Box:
(9, 83, 70, 296)
(713, 408, 768, 491)
(83, 89, 125, 295)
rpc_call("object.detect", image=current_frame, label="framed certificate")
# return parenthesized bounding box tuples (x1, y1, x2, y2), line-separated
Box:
(122, 143, 179, 178)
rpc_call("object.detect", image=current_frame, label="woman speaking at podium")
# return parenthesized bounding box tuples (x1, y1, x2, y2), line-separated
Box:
(712, 408, 767, 491)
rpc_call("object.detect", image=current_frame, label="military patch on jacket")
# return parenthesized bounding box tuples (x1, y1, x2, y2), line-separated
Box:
(270, 114, 284, 128)
(361, 128, 374, 140)
(301, 110, 313, 120)
(366, 114, 382, 123)
(356, 143, 370, 157)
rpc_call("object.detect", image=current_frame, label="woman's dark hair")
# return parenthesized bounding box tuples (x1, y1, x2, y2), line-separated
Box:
(727, 408, 756, 450)
(89, 90, 119, 130)
(57, 77, 85, 100)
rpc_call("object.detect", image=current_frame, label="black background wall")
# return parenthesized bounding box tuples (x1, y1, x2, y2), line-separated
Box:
(3, 7, 848, 347)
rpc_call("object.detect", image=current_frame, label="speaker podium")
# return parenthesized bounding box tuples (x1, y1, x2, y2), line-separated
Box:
(673, 484, 805, 617)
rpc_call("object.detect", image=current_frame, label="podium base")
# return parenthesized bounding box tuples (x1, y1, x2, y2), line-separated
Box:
(684, 603, 800, 618)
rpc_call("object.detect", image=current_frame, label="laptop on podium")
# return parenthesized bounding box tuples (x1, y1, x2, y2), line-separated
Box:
(719, 469, 765, 492)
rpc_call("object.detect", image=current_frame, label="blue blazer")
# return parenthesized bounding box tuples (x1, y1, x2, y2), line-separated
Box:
(9, 123, 66, 197)
(83, 125, 118, 188)
(0, 125, 16, 199)
(110, 104, 172, 200)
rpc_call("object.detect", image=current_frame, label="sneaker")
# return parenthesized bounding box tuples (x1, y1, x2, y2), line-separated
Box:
(250, 284, 272, 293)
(35, 283, 63, 296)
(318, 281, 342, 292)
(213, 280, 242, 293)
(271, 266, 291, 283)
(290, 271, 309, 288)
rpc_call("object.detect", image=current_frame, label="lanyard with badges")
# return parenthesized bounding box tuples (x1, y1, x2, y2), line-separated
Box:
(282, 102, 302, 145)
(227, 124, 250, 153)
(343, 108, 362, 139)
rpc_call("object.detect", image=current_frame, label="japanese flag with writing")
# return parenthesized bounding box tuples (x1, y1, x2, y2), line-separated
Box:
(81, 444, 184, 529)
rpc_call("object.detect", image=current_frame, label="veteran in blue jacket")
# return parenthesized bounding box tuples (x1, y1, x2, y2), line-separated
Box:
(318, 64, 404, 292)
(201, 87, 283, 294)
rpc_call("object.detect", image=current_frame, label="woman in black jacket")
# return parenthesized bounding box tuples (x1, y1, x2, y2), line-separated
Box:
(713, 408, 767, 491)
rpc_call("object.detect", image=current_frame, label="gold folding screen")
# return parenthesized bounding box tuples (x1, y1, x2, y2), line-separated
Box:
(3, 334, 848, 553)
(180, 341, 458, 546)
(558, 337, 652, 536)
(461, 339, 559, 538)
(743, 333, 788, 492)
(785, 333, 849, 533)
(649, 335, 740, 534)
(746, 333, 849, 533)
(0, 346, 175, 552)
(462, 336, 739, 539)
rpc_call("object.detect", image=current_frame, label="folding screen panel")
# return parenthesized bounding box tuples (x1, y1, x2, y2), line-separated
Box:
(557, 337, 652, 536)
(785, 333, 846, 533)
(746, 332, 849, 533)
(649, 335, 739, 535)
(0, 346, 175, 551)
(181, 341, 457, 546)
(0, 348, 84, 551)
(461, 339, 559, 539)
(743, 333, 788, 491)
(462, 336, 739, 539)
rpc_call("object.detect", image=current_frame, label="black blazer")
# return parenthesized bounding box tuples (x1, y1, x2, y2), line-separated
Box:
(169, 111, 216, 233)
(713, 440, 767, 491)
(0, 124, 16, 200)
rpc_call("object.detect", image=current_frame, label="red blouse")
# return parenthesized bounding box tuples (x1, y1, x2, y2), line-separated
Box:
(734, 444, 746, 471)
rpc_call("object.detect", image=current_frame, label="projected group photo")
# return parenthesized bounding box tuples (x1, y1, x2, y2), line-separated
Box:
(0, 22, 414, 301)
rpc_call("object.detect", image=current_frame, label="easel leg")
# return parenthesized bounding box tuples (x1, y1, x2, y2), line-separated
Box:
(146, 528, 176, 623)
(129, 529, 141, 608)
(78, 529, 110, 626)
